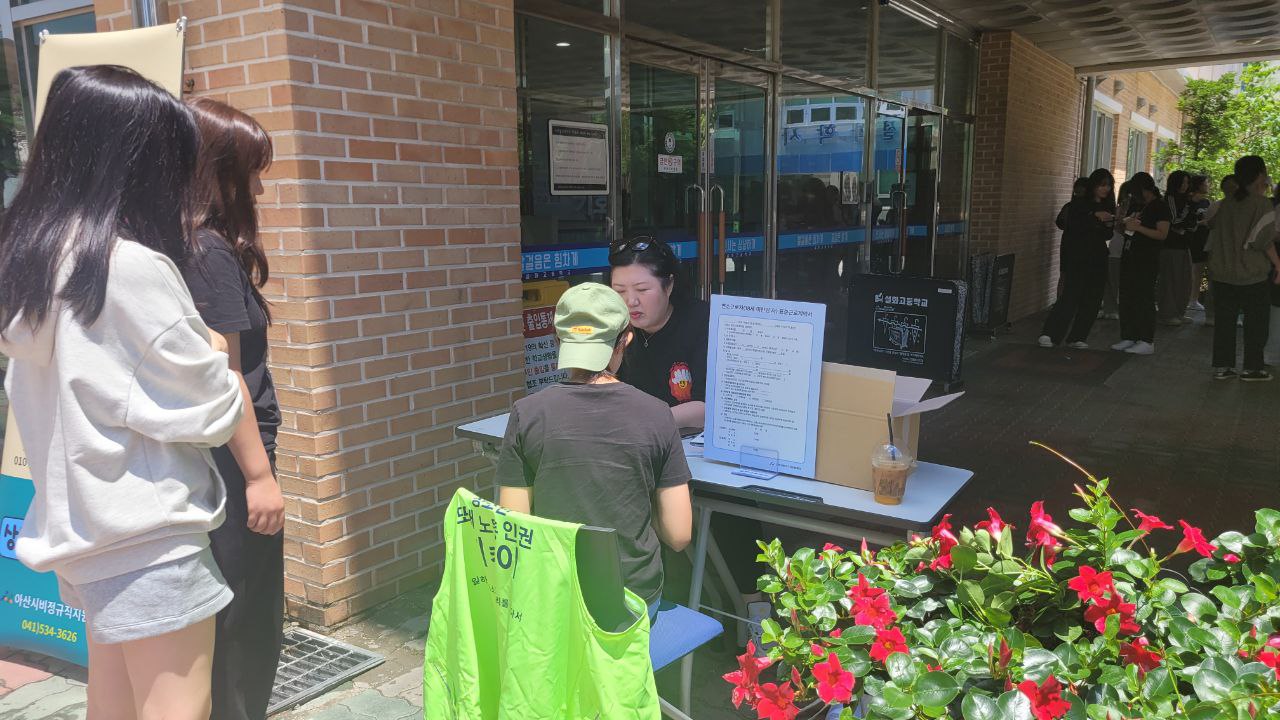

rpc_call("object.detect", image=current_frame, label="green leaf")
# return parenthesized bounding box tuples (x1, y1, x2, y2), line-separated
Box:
(957, 580, 984, 608)
(985, 607, 1012, 627)
(882, 683, 915, 709)
(1180, 593, 1218, 622)
(1191, 667, 1231, 702)
(1109, 548, 1141, 565)
(1211, 585, 1242, 610)
(1214, 530, 1247, 554)
(914, 672, 961, 707)
(996, 689, 1034, 720)
(757, 576, 783, 594)
(951, 546, 978, 574)
(886, 652, 916, 682)
(962, 694, 998, 720)
(1054, 642, 1081, 671)
(998, 526, 1014, 558)
(1023, 648, 1063, 680)
(1142, 667, 1175, 700)
(1069, 508, 1093, 523)
(760, 618, 781, 644)
(1256, 508, 1280, 545)
(841, 625, 877, 645)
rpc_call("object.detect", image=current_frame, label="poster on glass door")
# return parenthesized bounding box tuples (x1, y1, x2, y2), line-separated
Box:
(548, 120, 609, 196)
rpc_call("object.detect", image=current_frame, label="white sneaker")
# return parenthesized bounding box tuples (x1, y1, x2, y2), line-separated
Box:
(1037, 335, 1054, 348)
(1188, 301, 1205, 312)
(1067, 341, 1089, 349)
(1105, 312, 1120, 320)
(1125, 341, 1155, 355)
(1111, 340, 1135, 351)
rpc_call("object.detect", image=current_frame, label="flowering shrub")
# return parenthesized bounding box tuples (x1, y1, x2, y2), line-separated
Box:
(724, 449, 1280, 719)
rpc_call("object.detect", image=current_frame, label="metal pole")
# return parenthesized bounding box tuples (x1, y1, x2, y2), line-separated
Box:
(133, 0, 160, 27)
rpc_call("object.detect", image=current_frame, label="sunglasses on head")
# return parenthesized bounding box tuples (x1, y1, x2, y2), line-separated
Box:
(610, 236, 657, 254)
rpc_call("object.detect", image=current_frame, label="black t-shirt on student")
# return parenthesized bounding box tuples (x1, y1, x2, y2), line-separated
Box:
(495, 382, 692, 605)
(182, 230, 281, 453)
(617, 299, 710, 408)
(1125, 198, 1173, 258)
(1164, 196, 1192, 250)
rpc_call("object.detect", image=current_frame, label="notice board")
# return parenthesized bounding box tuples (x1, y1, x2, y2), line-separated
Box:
(846, 274, 967, 385)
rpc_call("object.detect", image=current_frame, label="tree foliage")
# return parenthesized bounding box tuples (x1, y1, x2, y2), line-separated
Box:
(1157, 63, 1280, 194)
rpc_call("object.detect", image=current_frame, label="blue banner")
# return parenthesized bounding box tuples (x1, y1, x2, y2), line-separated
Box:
(0, 415, 88, 666)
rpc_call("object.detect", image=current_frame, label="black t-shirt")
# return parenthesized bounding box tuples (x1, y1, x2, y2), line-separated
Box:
(617, 299, 710, 408)
(1125, 198, 1173, 257)
(494, 382, 692, 605)
(1164, 195, 1192, 250)
(182, 231, 281, 453)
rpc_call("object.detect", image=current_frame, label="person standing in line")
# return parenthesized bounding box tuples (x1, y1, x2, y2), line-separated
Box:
(1157, 171, 1195, 326)
(1113, 172, 1170, 355)
(1206, 156, 1280, 381)
(1265, 184, 1280, 367)
(181, 97, 285, 720)
(1203, 175, 1238, 328)
(1186, 175, 1212, 315)
(0, 66, 242, 719)
(1053, 177, 1090, 300)
(1101, 179, 1135, 321)
(1040, 170, 1115, 348)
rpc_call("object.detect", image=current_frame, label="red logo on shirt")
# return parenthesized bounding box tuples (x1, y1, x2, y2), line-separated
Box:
(669, 362, 693, 403)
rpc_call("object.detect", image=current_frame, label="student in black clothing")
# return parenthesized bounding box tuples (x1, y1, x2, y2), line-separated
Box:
(1113, 172, 1171, 355)
(1187, 175, 1212, 314)
(1040, 170, 1116, 348)
(608, 238, 768, 630)
(1157, 171, 1195, 325)
(181, 98, 284, 720)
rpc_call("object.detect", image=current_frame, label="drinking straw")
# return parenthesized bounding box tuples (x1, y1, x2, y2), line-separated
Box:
(886, 413, 896, 460)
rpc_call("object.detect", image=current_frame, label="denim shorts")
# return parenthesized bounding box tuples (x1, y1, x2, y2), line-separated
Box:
(57, 548, 233, 644)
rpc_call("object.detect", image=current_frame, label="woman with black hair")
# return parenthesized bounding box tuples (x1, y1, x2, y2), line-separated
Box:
(1157, 170, 1195, 326)
(1039, 169, 1116, 348)
(0, 66, 242, 718)
(608, 238, 769, 635)
(1113, 172, 1171, 355)
(1206, 156, 1280, 381)
(182, 97, 284, 720)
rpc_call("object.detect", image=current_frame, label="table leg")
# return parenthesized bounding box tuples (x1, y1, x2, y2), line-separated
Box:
(705, 530, 749, 643)
(681, 506, 713, 714)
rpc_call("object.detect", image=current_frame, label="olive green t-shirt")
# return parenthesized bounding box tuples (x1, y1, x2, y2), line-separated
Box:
(495, 382, 691, 605)
(1208, 194, 1277, 286)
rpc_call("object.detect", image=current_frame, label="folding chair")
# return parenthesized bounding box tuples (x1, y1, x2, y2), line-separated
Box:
(577, 526, 723, 719)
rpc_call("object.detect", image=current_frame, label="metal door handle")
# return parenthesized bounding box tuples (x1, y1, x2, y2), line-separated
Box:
(710, 185, 726, 291)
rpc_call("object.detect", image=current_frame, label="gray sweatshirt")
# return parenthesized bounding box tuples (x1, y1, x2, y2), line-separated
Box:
(0, 239, 243, 585)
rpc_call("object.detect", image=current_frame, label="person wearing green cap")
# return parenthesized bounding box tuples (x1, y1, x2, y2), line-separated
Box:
(495, 282, 693, 617)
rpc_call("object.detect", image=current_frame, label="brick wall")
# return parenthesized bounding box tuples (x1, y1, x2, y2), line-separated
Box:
(91, 0, 525, 627)
(1091, 72, 1183, 186)
(971, 31, 1084, 321)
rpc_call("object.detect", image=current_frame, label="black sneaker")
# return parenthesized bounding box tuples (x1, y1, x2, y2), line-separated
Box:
(1240, 370, 1273, 382)
(1213, 368, 1238, 381)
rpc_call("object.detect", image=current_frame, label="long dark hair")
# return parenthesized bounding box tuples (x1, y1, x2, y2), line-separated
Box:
(0, 65, 199, 331)
(608, 237, 693, 306)
(1233, 156, 1267, 202)
(1129, 172, 1161, 203)
(1087, 168, 1116, 210)
(189, 97, 274, 320)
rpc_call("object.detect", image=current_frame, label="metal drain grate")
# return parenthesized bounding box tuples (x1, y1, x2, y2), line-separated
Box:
(267, 627, 385, 715)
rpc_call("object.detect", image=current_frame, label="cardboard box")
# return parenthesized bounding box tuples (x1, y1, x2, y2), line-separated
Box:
(814, 363, 963, 491)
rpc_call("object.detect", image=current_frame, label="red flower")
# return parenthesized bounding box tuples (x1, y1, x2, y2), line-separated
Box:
(723, 641, 774, 708)
(1083, 593, 1139, 635)
(852, 593, 898, 630)
(823, 542, 845, 554)
(755, 682, 799, 720)
(1175, 520, 1217, 558)
(1267, 634, 1280, 650)
(1026, 501, 1064, 567)
(1066, 566, 1114, 605)
(928, 514, 960, 571)
(847, 573, 886, 605)
(810, 643, 826, 657)
(1259, 650, 1280, 682)
(869, 627, 909, 663)
(1224, 553, 1242, 564)
(829, 628, 843, 639)
(1131, 508, 1173, 534)
(1017, 675, 1072, 720)
(1119, 637, 1162, 676)
(812, 651, 856, 704)
(975, 507, 1008, 538)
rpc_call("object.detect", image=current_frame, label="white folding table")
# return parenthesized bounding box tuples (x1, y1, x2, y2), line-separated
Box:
(456, 413, 974, 712)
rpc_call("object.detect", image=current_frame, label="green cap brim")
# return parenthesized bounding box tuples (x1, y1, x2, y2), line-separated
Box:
(557, 341, 614, 372)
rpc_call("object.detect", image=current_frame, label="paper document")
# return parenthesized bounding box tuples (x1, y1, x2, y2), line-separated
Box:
(705, 295, 826, 478)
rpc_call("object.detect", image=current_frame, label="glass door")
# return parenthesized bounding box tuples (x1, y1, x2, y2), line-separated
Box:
(870, 101, 906, 274)
(902, 108, 941, 276)
(622, 42, 769, 299)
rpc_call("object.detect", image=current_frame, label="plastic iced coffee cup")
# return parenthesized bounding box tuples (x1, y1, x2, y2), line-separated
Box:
(872, 443, 912, 505)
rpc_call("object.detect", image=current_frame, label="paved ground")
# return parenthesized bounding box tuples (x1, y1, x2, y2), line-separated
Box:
(1, 307, 1275, 719)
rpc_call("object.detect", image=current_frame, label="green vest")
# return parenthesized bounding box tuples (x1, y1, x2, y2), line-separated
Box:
(423, 488, 660, 719)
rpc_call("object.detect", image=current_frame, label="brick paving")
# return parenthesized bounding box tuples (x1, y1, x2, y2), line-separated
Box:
(1, 308, 1275, 718)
